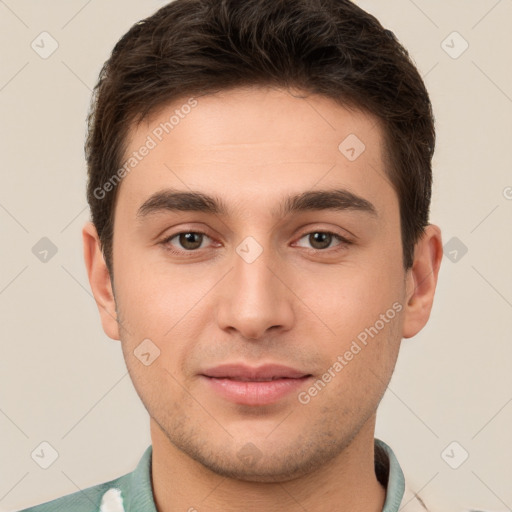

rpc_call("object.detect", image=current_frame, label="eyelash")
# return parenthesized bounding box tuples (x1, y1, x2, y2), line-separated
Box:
(160, 230, 352, 257)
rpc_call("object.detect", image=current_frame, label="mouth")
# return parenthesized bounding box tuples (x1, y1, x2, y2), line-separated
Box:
(200, 363, 313, 405)
(214, 376, 304, 382)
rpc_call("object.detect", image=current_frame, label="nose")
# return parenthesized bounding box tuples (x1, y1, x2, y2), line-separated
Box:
(216, 241, 295, 341)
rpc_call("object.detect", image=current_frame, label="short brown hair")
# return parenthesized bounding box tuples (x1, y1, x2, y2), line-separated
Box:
(85, 0, 435, 276)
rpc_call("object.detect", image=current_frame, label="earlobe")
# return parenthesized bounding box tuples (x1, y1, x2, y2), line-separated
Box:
(402, 224, 443, 339)
(82, 221, 121, 341)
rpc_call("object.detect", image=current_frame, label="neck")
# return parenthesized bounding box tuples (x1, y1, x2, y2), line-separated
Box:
(150, 416, 386, 512)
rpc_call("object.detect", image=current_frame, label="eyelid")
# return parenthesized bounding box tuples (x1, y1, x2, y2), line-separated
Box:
(292, 230, 352, 251)
(293, 223, 354, 245)
(161, 230, 216, 255)
(161, 227, 352, 256)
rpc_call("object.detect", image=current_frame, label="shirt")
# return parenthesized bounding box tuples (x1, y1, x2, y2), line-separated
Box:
(17, 438, 430, 512)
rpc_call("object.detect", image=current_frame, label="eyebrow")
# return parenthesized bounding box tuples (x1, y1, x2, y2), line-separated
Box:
(136, 187, 378, 219)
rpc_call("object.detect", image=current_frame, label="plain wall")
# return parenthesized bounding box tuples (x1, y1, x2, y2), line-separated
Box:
(1, 1, 511, 511)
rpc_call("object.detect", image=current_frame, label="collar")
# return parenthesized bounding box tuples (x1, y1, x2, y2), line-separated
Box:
(375, 438, 407, 511)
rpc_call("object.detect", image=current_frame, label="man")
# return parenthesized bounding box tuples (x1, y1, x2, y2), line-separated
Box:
(20, 0, 443, 510)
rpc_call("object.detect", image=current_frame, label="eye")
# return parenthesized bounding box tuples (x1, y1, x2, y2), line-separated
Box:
(162, 231, 212, 254)
(160, 229, 351, 257)
(294, 231, 351, 251)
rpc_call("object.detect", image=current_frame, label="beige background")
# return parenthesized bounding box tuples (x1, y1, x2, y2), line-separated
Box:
(1, 1, 511, 511)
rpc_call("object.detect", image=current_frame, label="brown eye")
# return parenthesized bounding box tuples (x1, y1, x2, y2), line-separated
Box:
(308, 232, 333, 250)
(177, 232, 204, 250)
(162, 231, 210, 254)
(294, 231, 351, 252)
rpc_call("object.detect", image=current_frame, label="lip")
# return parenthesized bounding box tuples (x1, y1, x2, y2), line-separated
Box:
(200, 363, 313, 405)
(202, 363, 310, 380)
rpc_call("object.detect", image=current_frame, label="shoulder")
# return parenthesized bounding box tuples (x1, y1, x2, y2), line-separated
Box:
(17, 446, 154, 512)
(17, 475, 128, 512)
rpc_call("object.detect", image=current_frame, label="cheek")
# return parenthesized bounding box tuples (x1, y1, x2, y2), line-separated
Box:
(293, 261, 403, 340)
(113, 255, 213, 384)
(316, 306, 403, 411)
(112, 248, 194, 334)
(293, 256, 405, 392)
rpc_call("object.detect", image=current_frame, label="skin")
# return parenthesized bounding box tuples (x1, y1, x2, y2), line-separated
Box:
(83, 86, 443, 512)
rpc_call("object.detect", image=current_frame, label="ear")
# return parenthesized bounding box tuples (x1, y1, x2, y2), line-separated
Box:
(82, 221, 120, 340)
(402, 224, 443, 339)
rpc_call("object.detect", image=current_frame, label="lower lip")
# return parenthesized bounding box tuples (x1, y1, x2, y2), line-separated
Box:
(202, 375, 312, 405)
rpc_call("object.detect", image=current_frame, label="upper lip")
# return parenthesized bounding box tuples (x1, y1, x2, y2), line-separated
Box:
(201, 363, 311, 381)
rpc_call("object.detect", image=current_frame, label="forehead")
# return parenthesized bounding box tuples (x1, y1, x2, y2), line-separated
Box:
(116, 86, 395, 220)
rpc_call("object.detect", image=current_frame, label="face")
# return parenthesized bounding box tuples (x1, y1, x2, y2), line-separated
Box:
(85, 86, 434, 482)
